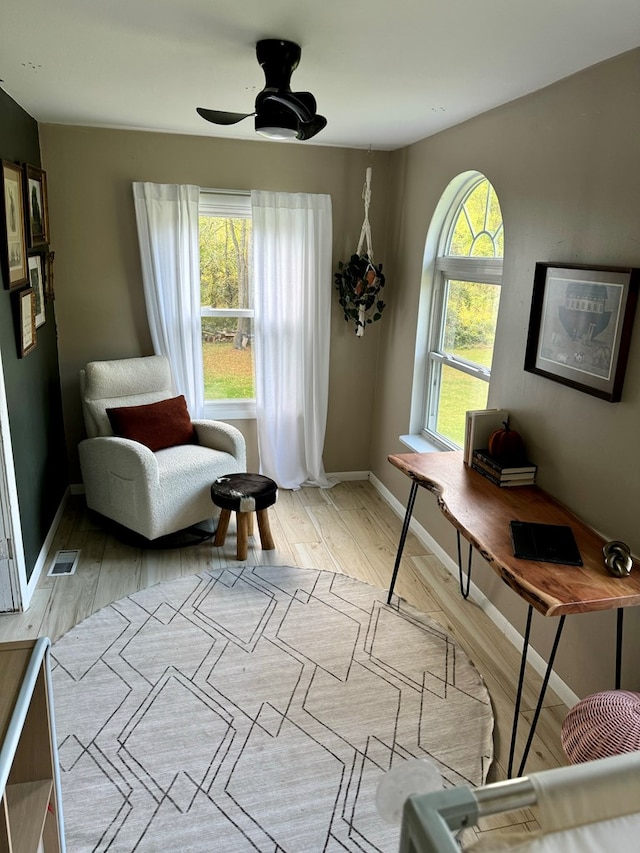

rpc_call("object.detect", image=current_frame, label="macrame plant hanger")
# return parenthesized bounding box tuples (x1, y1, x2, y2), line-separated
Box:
(334, 160, 386, 336)
(355, 167, 375, 336)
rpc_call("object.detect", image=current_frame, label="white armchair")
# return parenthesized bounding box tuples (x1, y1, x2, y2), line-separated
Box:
(78, 355, 246, 540)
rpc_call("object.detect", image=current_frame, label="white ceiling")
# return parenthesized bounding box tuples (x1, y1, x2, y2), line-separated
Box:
(2, 0, 640, 151)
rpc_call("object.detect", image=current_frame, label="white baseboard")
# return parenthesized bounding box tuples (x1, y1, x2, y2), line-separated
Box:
(369, 472, 580, 710)
(327, 471, 370, 482)
(25, 487, 71, 607)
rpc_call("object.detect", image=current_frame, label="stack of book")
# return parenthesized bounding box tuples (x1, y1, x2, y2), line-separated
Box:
(463, 408, 509, 466)
(471, 449, 537, 487)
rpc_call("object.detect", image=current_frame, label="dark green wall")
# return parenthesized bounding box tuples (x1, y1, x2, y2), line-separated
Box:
(0, 88, 68, 580)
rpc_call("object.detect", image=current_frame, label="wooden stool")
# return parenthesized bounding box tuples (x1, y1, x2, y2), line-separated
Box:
(211, 473, 278, 560)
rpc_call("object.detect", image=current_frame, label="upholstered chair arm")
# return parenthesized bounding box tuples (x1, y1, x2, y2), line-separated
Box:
(79, 436, 159, 483)
(192, 420, 247, 470)
(79, 436, 162, 538)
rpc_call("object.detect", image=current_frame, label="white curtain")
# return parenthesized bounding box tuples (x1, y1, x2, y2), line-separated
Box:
(251, 190, 333, 489)
(132, 182, 204, 417)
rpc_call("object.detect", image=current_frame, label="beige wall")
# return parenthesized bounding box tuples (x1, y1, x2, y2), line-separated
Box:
(372, 48, 640, 698)
(39, 127, 391, 479)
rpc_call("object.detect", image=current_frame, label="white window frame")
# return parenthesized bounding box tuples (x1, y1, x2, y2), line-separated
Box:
(199, 190, 256, 421)
(408, 173, 503, 452)
(424, 256, 503, 446)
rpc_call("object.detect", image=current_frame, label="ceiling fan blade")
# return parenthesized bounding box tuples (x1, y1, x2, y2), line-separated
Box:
(291, 92, 317, 115)
(196, 108, 253, 126)
(296, 114, 327, 141)
(260, 92, 309, 122)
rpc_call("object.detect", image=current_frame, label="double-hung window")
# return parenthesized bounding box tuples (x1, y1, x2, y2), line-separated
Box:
(199, 191, 255, 420)
(423, 176, 504, 448)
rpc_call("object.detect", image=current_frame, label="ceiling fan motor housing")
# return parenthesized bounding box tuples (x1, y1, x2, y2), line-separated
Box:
(256, 39, 301, 89)
(197, 37, 327, 140)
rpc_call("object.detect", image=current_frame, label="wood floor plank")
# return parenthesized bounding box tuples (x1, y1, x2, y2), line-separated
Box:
(346, 479, 430, 557)
(0, 587, 50, 641)
(475, 806, 536, 832)
(252, 511, 297, 566)
(306, 504, 378, 578)
(140, 548, 185, 589)
(179, 541, 224, 576)
(296, 486, 333, 507)
(38, 529, 106, 641)
(358, 542, 443, 613)
(77, 505, 107, 532)
(273, 489, 322, 544)
(322, 481, 364, 511)
(339, 506, 398, 551)
(521, 704, 568, 767)
(293, 540, 340, 571)
(92, 540, 142, 611)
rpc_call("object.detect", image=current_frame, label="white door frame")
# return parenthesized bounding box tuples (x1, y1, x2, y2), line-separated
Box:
(0, 347, 27, 612)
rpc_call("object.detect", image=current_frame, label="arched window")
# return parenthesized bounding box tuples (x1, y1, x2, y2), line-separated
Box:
(419, 173, 504, 448)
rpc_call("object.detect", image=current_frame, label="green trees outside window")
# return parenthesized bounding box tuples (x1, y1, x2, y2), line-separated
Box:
(424, 176, 504, 448)
(199, 212, 254, 401)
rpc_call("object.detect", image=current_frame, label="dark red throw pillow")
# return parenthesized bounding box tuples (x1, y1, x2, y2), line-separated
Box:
(106, 395, 196, 452)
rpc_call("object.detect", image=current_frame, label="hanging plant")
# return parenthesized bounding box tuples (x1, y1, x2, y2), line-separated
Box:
(334, 253, 386, 335)
(335, 165, 386, 336)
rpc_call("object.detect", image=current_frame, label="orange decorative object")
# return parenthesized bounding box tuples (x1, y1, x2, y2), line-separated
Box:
(488, 421, 525, 462)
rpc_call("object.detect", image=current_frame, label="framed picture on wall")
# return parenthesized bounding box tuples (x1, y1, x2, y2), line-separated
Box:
(23, 164, 49, 248)
(16, 287, 37, 357)
(524, 262, 640, 402)
(1, 160, 28, 289)
(28, 253, 46, 327)
(45, 250, 55, 302)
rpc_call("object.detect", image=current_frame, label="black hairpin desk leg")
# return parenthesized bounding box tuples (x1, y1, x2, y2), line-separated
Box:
(387, 480, 419, 605)
(456, 530, 472, 599)
(616, 608, 623, 689)
(508, 608, 566, 778)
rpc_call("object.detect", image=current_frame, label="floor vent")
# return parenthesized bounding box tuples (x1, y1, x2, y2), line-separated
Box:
(48, 549, 80, 577)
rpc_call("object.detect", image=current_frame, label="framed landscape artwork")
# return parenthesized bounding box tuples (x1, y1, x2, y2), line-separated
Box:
(1, 160, 28, 289)
(23, 164, 49, 248)
(524, 262, 640, 402)
(16, 287, 37, 357)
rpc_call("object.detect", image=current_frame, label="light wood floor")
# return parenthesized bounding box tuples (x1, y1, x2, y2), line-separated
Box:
(0, 479, 569, 846)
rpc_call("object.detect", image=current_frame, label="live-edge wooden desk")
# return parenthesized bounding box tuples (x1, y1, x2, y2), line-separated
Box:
(386, 450, 640, 777)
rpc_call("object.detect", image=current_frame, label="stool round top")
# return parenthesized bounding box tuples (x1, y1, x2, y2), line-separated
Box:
(211, 473, 278, 512)
(561, 690, 640, 764)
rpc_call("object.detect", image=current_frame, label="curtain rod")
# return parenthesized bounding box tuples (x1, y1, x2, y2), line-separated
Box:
(200, 187, 249, 196)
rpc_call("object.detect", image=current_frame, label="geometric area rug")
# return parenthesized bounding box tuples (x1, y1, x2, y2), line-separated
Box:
(50, 565, 494, 852)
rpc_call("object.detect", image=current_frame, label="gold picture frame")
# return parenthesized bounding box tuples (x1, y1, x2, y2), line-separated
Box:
(1, 160, 28, 289)
(45, 250, 55, 302)
(16, 287, 37, 357)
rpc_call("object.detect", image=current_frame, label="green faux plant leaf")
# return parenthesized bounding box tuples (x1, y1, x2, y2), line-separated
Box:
(334, 253, 387, 335)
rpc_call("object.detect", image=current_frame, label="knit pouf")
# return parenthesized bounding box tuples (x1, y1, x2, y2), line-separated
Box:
(561, 690, 640, 764)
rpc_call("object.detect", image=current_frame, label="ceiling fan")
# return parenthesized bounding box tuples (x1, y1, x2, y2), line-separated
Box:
(197, 39, 327, 141)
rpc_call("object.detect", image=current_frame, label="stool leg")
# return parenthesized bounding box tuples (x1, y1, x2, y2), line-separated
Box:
(214, 509, 231, 546)
(247, 512, 254, 537)
(256, 509, 275, 551)
(236, 512, 249, 560)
